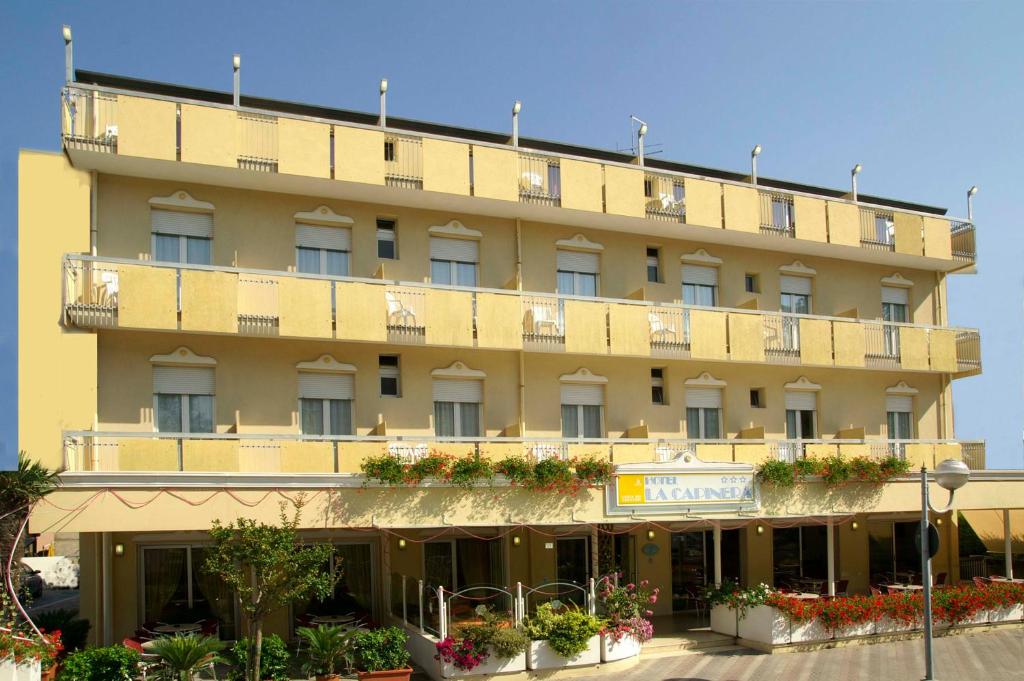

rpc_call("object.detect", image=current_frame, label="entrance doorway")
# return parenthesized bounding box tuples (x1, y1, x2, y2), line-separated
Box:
(556, 537, 590, 605)
(670, 529, 740, 611)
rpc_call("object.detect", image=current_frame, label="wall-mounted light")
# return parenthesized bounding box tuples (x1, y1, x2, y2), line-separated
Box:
(851, 520, 860, 531)
(646, 529, 656, 541)
(851, 163, 863, 202)
(756, 524, 764, 535)
(397, 538, 406, 550)
(751, 144, 762, 185)
(936, 517, 943, 526)
(113, 543, 125, 557)
(512, 535, 521, 546)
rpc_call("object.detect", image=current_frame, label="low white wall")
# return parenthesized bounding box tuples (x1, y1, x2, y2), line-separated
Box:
(21, 558, 79, 589)
(0, 658, 41, 681)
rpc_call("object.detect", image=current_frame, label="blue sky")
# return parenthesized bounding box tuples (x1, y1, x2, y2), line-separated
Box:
(1, 1, 1020, 469)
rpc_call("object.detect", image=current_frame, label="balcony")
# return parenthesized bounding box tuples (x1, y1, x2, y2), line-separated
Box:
(61, 431, 983, 474)
(60, 84, 977, 271)
(62, 255, 983, 375)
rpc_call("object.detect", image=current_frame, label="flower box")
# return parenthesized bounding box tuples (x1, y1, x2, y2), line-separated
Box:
(989, 604, 1024, 623)
(526, 636, 600, 670)
(874, 616, 919, 634)
(600, 634, 641, 662)
(439, 649, 526, 678)
(737, 605, 790, 645)
(830, 620, 876, 639)
(790, 618, 830, 643)
(709, 605, 738, 637)
(0, 658, 42, 681)
(965, 610, 990, 625)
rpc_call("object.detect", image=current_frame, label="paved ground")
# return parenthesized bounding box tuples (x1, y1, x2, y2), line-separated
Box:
(583, 629, 1024, 681)
(26, 587, 79, 615)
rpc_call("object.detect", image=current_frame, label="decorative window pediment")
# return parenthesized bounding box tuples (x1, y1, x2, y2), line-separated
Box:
(885, 380, 919, 396)
(680, 248, 722, 265)
(881, 272, 914, 288)
(684, 372, 727, 388)
(779, 260, 817, 276)
(559, 367, 608, 384)
(428, 220, 482, 240)
(150, 347, 216, 366)
(293, 205, 354, 227)
(431, 361, 486, 380)
(296, 354, 357, 373)
(148, 191, 214, 213)
(783, 376, 821, 392)
(555, 234, 604, 252)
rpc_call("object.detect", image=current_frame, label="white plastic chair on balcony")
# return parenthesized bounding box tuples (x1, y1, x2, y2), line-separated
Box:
(648, 310, 677, 343)
(521, 171, 543, 191)
(527, 305, 560, 336)
(386, 292, 417, 327)
(659, 192, 683, 212)
(104, 124, 119, 143)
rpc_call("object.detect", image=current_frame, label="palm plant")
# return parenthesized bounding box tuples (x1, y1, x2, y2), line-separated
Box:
(297, 624, 361, 680)
(148, 634, 225, 681)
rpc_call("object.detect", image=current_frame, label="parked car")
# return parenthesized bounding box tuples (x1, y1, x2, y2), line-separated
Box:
(20, 569, 44, 599)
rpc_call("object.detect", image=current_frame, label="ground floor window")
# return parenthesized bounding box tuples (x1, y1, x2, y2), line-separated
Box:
(671, 529, 740, 610)
(772, 526, 829, 589)
(868, 520, 921, 584)
(294, 543, 375, 624)
(141, 546, 236, 639)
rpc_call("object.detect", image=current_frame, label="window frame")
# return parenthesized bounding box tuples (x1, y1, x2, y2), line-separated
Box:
(376, 219, 397, 260)
(152, 232, 212, 265)
(646, 247, 662, 284)
(296, 245, 349, 276)
(650, 367, 666, 405)
(433, 401, 483, 438)
(685, 406, 722, 439)
(560, 403, 604, 439)
(299, 397, 353, 436)
(378, 355, 401, 397)
(154, 393, 214, 434)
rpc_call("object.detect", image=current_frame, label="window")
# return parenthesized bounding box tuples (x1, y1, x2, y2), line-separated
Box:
(771, 197, 795, 230)
(651, 368, 665, 405)
(780, 275, 812, 351)
(547, 164, 561, 198)
(682, 265, 717, 306)
(296, 225, 350, 276)
(430, 237, 478, 287)
(745, 273, 760, 294)
(433, 379, 482, 437)
(874, 214, 895, 244)
(750, 388, 765, 408)
(646, 247, 661, 283)
(142, 546, 236, 640)
(784, 391, 817, 444)
(560, 383, 604, 438)
(151, 209, 213, 265)
(556, 250, 599, 297)
(384, 140, 396, 162)
(153, 366, 215, 434)
(376, 219, 397, 259)
(772, 526, 828, 586)
(298, 371, 354, 436)
(379, 355, 401, 397)
(886, 394, 914, 440)
(685, 388, 722, 439)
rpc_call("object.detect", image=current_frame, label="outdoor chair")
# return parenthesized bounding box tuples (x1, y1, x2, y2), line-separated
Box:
(122, 638, 160, 680)
(870, 585, 883, 596)
(648, 310, 677, 343)
(835, 579, 849, 597)
(973, 576, 990, 588)
(934, 572, 947, 586)
(385, 292, 417, 327)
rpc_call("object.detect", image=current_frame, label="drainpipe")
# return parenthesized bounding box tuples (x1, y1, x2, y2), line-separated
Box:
(101, 532, 112, 645)
(515, 218, 525, 434)
(90, 171, 98, 255)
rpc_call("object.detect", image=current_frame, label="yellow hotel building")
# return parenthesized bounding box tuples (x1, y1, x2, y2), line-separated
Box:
(18, 68, 1023, 646)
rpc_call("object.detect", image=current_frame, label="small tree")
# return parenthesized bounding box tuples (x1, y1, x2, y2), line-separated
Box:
(204, 502, 337, 681)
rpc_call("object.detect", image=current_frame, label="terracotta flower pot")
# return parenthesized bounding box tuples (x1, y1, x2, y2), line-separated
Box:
(315, 675, 341, 681)
(42, 666, 58, 681)
(357, 668, 413, 681)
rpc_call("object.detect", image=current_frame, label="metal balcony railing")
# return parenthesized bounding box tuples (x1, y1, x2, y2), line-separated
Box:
(63, 258, 119, 327)
(960, 441, 985, 470)
(763, 313, 801, 362)
(384, 135, 423, 189)
(521, 295, 564, 346)
(860, 208, 896, 252)
(648, 306, 690, 355)
(644, 174, 685, 222)
(950, 220, 977, 262)
(864, 321, 902, 368)
(955, 330, 982, 374)
(61, 87, 118, 152)
(237, 276, 279, 335)
(385, 286, 426, 341)
(759, 192, 795, 238)
(237, 112, 279, 172)
(518, 154, 560, 206)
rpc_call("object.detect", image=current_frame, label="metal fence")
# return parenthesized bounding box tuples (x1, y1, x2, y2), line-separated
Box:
(518, 154, 561, 206)
(859, 209, 895, 251)
(385, 135, 423, 189)
(648, 306, 690, 354)
(63, 259, 119, 327)
(644, 174, 685, 222)
(385, 286, 426, 341)
(237, 112, 279, 172)
(62, 87, 118, 152)
(522, 295, 564, 345)
(950, 220, 976, 262)
(759, 192, 795, 237)
(960, 441, 985, 470)
(237, 276, 280, 335)
(864, 321, 901, 368)
(763, 313, 801, 362)
(955, 329, 982, 373)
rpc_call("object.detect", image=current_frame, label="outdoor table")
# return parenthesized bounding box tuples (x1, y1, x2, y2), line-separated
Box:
(785, 592, 820, 600)
(886, 584, 923, 592)
(989, 577, 1024, 584)
(152, 622, 202, 635)
(311, 614, 356, 626)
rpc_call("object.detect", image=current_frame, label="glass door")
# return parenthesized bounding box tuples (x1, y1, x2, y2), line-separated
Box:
(556, 537, 590, 605)
(670, 531, 707, 611)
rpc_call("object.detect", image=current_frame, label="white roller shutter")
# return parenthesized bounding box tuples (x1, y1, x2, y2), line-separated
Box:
(299, 372, 354, 400)
(685, 388, 722, 409)
(682, 265, 718, 287)
(886, 395, 913, 413)
(882, 286, 909, 305)
(560, 383, 604, 406)
(430, 237, 478, 262)
(296, 224, 351, 251)
(432, 379, 483, 403)
(151, 209, 213, 238)
(784, 391, 817, 411)
(557, 250, 599, 274)
(780, 275, 812, 296)
(153, 366, 215, 395)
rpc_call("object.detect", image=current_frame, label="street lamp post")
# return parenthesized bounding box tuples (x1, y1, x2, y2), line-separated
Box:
(920, 459, 970, 681)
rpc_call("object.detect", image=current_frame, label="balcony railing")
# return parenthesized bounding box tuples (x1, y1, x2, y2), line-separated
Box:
(518, 154, 560, 207)
(759, 192, 795, 238)
(61, 87, 118, 153)
(61, 431, 983, 475)
(61, 255, 982, 374)
(950, 220, 977, 263)
(385, 135, 423, 189)
(961, 441, 985, 470)
(237, 112, 279, 172)
(644, 174, 685, 222)
(860, 209, 896, 252)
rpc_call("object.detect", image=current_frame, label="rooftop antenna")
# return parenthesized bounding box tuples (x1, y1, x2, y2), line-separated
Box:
(232, 54, 240, 107)
(62, 25, 73, 83)
(379, 78, 388, 127)
(631, 115, 648, 167)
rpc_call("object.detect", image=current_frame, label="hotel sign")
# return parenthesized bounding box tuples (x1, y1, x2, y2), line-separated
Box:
(605, 453, 759, 515)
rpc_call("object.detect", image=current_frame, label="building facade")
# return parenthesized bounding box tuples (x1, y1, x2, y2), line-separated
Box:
(20, 69, 1022, 645)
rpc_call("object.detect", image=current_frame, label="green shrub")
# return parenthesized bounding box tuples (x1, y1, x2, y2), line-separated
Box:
(34, 608, 90, 652)
(523, 603, 604, 658)
(792, 457, 820, 479)
(489, 626, 529, 658)
(407, 454, 449, 482)
(819, 455, 852, 485)
(361, 455, 407, 485)
(57, 646, 140, 681)
(494, 457, 534, 485)
(449, 456, 494, 488)
(573, 457, 613, 486)
(757, 459, 795, 487)
(352, 626, 410, 672)
(226, 635, 290, 681)
(297, 624, 361, 676)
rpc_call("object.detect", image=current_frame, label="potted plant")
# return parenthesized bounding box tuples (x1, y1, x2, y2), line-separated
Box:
(522, 602, 603, 670)
(595, 577, 657, 662)
(434, 607, 528, 677)
(148, 634, 224, 681)
(352, 627, 412, 681)
(298, 624, 361, 681)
